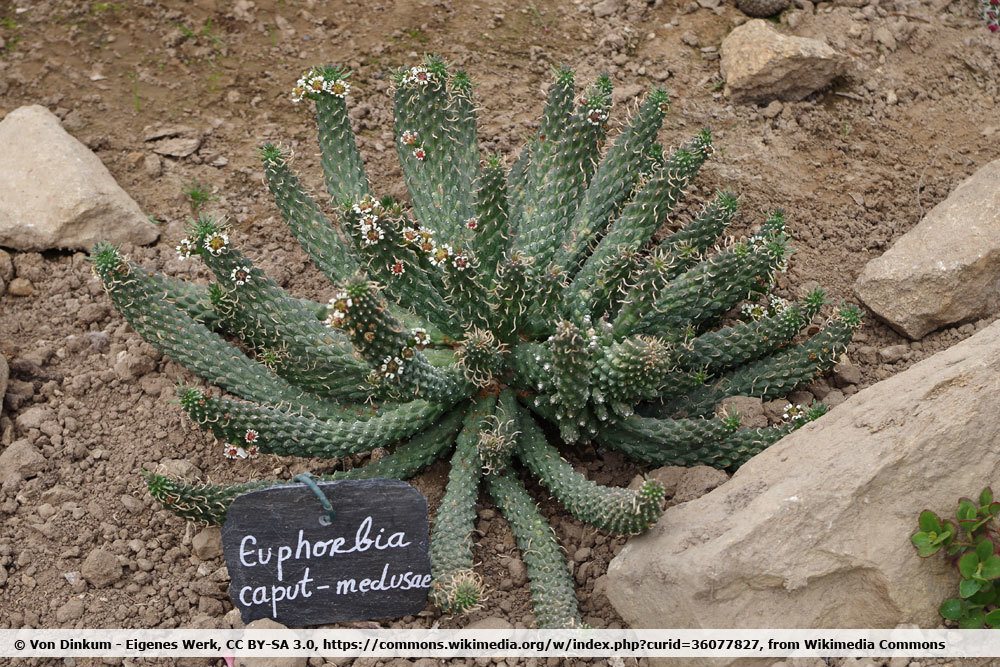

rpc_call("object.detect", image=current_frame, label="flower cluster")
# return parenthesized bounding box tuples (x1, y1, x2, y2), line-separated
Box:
(400, 65, 436, 87)
(586, 107, 609, 126)
(325, 290, 352, 328)
(983, 0, 999, 31)
(223, 429, 261, 460)
(353, 197, 387, 248)
(291, 68, 351, 104)
(782, 403, 807, 423)
(400, 129, 427, 161)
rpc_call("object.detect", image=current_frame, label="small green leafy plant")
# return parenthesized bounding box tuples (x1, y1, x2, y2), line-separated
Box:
(912, 487, 1000, 628)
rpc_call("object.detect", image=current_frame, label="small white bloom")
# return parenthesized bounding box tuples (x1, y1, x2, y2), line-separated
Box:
(203, 233, 229, 256)
(176, 238, 196, 259)
(230, 266, 252, 286)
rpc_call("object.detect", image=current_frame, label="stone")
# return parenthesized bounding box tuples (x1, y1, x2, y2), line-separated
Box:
(854, 158, 1000, 339)
(0, 105, 159, 251)
(56, 598, 85, 622)
(466, 616, 514, 629)
(0, 249, 12, 282)
(873, 26, 897, 51)
(607, 319, 1000, 655)
(832, 356, 861, 387)
(720, 20, 848, 104)
(0, 440, 45, 480)
(879, 344, 909, 363)
(673, 466, 729, 502)
(143, 124, 202, 158)
(15, 405, 55, 431)
(191, 526, 223, 560)
(736, 0, 790, 17)
(7, 278, 33, 296)
(716, 395, 767, 428)
(81, 548, 123, 588)
(0, 354, 7, 417)
(154, 458, 202, 480)
(645, 466, 686, 497)
(236, 619, 307, 667)
(592, 0, 622, 18)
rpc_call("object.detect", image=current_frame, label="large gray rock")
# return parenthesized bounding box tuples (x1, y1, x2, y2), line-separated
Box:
(720, 20, 848, 103)
(855, 158, 1000, 339)
(0, 105, 159, 251)
(608, 319, 1000, 660)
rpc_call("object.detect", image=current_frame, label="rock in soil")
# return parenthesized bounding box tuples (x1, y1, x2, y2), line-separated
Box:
(0, 440, 45, 480)
(855, 158, 1000, 340)
(720, 20, 849, 103)
(736, 0, 790, 18)
(81, 547, 123, 589)
(608, 318, 1000, 651)
(191, 526, 223, 561)
(0, 105, 159, 251)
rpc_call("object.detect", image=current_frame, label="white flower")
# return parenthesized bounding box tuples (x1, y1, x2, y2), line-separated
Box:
(325, 79, 350, 98)
(203, 233, 229, 256)
(452, 253, 470, 271)
(244, 429, 259, 444)
(360, 222, 385, 247)
(782, 403, 806, 422)
(412, 329, 429, 348)
(176, 238, 196, 259)
(223, 444, 247, 460)
(429, 243, 453, 267)
(404, 66, 433, 86)
(586, 108, 608, 126)
(400, 130, 419, 146)
(465, 217, 478, 230)
(380, 356, 405, 380)
(741, 302, 767, 321)
(413, 147, 427, 161)
(230, 266, 252, 286)
(389, 259, 406, 276)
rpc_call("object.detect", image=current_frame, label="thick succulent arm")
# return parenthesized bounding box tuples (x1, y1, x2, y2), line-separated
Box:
(182, 218, 370, 399)
(507, 66, 576, 236)
(143, 407, 467, 525)
(394, 58, 475, 241)
(512, 75, 612, 268)
(468, 157, 510, 288)
(308, 67, 372, 201)
(547, 320, 596, 443)
(598, 406, 826, 469)
(654, 191, 738, 278)
(659, 307, 861, 417)
(261, 145, 361, 283)
(90, 245, 345, 419)
(330, 273, 469, 402)
(514, 405, 664, 534)
(567, 133, 713, 314)
(553, 89, 672, 275)
(675, 291, 826, 374)
(178, 387, 455, 459)
(486, 470, 582, 628)
(616, 217, 788, 338)
(430, 396, 495, 614)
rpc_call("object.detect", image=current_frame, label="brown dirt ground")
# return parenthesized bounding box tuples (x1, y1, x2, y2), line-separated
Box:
(0, 0, 998, 665)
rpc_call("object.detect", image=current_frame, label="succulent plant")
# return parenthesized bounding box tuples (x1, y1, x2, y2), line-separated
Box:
(92, 56, 859, 627)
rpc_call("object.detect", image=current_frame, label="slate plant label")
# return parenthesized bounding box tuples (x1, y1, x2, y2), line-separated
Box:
(222, 479, 432, 626)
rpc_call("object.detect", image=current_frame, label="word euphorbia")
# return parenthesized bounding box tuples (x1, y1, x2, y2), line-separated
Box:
(92, 58, 859, 627)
